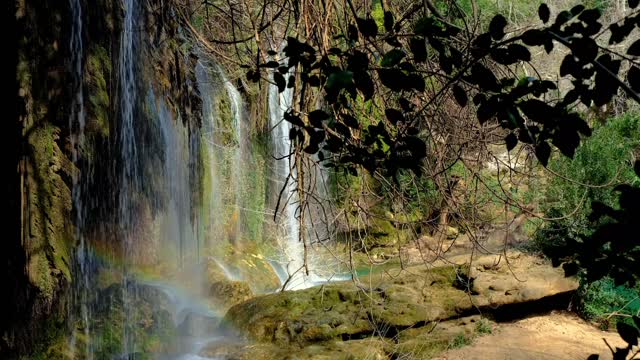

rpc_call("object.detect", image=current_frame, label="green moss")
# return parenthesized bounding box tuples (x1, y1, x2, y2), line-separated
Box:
(26, 124, 74, 294)
(27, 318, 74, 360)
(215, 87, 236, 147)
(85, 45, 111, 139)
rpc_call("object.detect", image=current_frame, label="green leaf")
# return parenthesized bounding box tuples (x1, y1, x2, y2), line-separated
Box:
(539, 4, 550, 23)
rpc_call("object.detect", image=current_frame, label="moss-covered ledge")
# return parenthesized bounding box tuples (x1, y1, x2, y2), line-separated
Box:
(222, 252, 577, 347)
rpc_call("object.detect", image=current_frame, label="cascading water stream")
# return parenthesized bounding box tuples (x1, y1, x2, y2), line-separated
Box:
(268, 67, 310, 290)
(222, 70, 246, 245)
(268, 50, 347, 290)
(68, 0, 92, 356)
(118, 0, 142, 355)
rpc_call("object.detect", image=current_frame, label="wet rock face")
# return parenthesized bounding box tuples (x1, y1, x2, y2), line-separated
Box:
(222, 251, 578, 348)
(209, 280, 254, 311)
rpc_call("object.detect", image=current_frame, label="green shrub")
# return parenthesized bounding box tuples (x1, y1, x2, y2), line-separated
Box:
(448, 332, 472, 349)
(535, 113, 640, 256)
(475, 318, 493, 335)
(580, 277, 640, 329)
(535, 113, 640, 327)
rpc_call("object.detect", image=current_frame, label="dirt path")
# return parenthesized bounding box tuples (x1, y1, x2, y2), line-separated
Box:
(435, 311, 626, 360)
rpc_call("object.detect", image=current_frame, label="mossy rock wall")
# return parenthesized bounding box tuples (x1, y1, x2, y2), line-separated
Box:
(4, 0, 206, 357)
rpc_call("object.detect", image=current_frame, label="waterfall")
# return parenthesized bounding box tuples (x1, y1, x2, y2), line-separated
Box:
(268, 57, 345, 290)
(68, 0, 92, 356)
(118, 0, 141, 355)
(222, 70, 246, 245)
(154, 91, 200, 266)
(268, 68, 311, 290)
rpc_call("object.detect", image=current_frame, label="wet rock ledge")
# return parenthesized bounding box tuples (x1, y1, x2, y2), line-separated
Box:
(208, 251, 577, 359)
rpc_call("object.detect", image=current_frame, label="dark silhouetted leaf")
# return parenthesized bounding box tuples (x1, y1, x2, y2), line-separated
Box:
(630, 0, 640, 9)
(560, 55, 579, 77)
(384, 11, 394, 32)
(261, 61, 280, 68)
(407, 73, 426, 92)
(587, 354, 599, 360)
(385, 108, 405, 124)
(617, 322, 639, 346)
(489, 14, 507, 40)
(634, 160, 640, 177)
(522, 29, 546, 46)
(539, 4, 550, 23)
(326, 71, 354, 90)
(381, 49, 406, 67)
(593, 54, 622, 106)
(579, 9, 601, 24)
(284, 110, 304, 127)
(509, 44, 531, 62)
(519, 99, 554, 123)
(354, 71, 374, 100)
(471, 63, 501, 92)
(629, 66, 640, 93)
(554, 10, 572, 27)
(535, 141, 551, 166)
(348, 24, 359, 42)
(409, 38, 428, 63)
(378, 69, 406, 91)
(308, 110, 329, 128)
(274, 72, 286, 92)
(570, 4, 585, 16)
(306, 75, 321, 87)
(629, 39, 640, 56)
(246, 69, 260, 83)
(572, 37, 598, 62)
(506, 133, 518, 151)
(452, 85, 468, 107)
(341, 114, 359, 129)
(356, 17, 378, 38)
